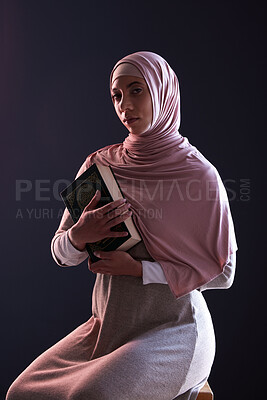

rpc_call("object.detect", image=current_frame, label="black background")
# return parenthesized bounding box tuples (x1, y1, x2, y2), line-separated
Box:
(1, 1, 265, 399)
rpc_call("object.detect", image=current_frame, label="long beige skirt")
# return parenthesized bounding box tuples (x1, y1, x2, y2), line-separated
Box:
(6, 273, 216, 400)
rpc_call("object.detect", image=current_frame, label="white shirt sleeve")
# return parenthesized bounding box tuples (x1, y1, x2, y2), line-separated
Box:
(198, 252, 237, 291)
(141, 260, 168, 284)
(51, 230, 88, 267)
(141, 252, 237, 289)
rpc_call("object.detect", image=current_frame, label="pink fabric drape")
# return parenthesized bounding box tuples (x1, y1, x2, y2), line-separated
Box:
(84, 51, 237, 299)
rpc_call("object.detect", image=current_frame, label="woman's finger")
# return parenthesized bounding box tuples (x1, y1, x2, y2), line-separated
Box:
(95, 270, 110, 275)
(106, 230, 129, 237)
(83, 190, 101, 211)
(105, 210, 132, 228)
(99, 198, 127, 215)
(90, 265, 110, 274)
(106, 202, 131, 219)
(93, 251, 114, 259)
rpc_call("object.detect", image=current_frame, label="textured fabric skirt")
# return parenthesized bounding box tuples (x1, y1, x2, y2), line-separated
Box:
(6, 273, 216, 400)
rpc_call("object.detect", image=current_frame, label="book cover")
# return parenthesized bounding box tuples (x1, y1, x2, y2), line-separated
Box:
(60, 162, 141, 263)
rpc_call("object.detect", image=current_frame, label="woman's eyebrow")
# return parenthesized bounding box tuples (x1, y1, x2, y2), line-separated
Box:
(111, 81, 144, 92)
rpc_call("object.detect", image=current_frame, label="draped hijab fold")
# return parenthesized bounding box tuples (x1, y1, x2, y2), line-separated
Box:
(84, 51, 237, 299)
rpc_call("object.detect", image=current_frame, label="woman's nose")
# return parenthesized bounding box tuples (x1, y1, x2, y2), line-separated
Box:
(119, 95, 133, 111)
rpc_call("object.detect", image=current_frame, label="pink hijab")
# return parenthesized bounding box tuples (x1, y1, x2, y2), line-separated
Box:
(85, 51, 238, 299)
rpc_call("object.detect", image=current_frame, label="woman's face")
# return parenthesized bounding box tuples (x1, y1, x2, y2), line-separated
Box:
(111, 75, 153, 135)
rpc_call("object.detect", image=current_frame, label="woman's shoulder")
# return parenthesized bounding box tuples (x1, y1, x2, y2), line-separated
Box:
(189, 148, 228, 201)
(85, 142, 122, 167)
(73, 143, 121, 179)
(187, 147, 220, 178)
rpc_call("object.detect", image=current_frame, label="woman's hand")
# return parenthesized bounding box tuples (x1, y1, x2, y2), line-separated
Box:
(68, 190, 132, 251)
(88, 250, 142, 277)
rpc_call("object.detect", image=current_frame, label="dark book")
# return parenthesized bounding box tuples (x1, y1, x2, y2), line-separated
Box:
(60, 162, 142, 263)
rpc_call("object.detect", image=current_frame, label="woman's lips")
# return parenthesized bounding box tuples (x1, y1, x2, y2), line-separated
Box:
(125, 118, 139, 125)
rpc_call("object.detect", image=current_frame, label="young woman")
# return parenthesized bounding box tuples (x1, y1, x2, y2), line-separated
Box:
(6, 51, 237, 400)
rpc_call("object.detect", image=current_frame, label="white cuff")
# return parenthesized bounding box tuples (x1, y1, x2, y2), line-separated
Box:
(199, 252, 237, 291)
(142, 260, 168, 285)
(52, 231, 88, 267)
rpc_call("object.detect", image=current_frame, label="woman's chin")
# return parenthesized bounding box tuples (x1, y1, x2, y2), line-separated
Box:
(128, 127, 146, 135)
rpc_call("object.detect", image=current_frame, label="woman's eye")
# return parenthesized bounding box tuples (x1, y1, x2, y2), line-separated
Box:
(132, 88, 142, 94)
(111, 88, 142, 101)
(112, 94, 121, 101)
